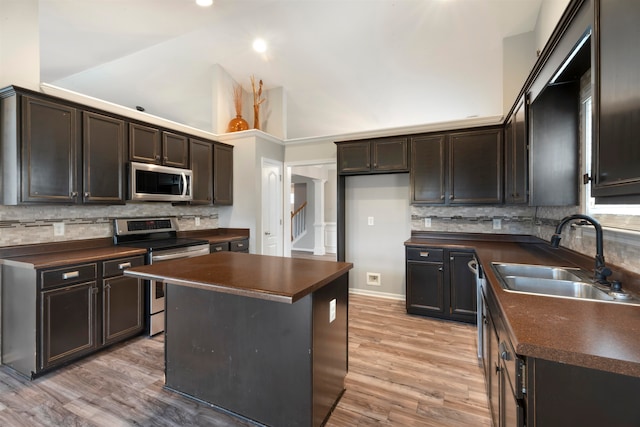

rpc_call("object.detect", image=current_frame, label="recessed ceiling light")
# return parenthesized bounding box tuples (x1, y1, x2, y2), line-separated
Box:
(253, 38, 267, 53)
(196, 0, 213, 7)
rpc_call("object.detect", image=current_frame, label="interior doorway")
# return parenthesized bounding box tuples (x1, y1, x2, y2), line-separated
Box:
(261, 158, 283, 256)
(284, 159, 337, 259)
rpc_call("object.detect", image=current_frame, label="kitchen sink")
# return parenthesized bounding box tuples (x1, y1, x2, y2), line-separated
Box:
(501, 276, 614, 301)
(491, 262, 640, 306)
(492, 263, 585, 282)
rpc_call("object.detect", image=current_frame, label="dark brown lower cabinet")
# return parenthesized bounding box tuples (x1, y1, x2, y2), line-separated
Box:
(483, 280, 640, 426)
(41, 281, 98, 370)
(405, 246, 476, 323)
(103, 275, 143, 346)
(2, 255, 144, 378)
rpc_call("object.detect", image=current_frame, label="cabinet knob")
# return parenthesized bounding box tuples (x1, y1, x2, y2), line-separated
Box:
(449, 195, 454, 200)
(71, 191, 78, 198)
(501, 351, 509, 361)
(164, 156, 168, 162)
(156, 155, 161, 160)
(84, 192, 90, 198)
(495, 364, 501, 374)
(438, 267, 443, 272)
(440, 194, 445, 200)
(419, 251, 429, 257)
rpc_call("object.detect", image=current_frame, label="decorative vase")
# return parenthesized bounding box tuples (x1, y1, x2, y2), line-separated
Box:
(227, 115, 249, 132)
(253, 105, 260, 130)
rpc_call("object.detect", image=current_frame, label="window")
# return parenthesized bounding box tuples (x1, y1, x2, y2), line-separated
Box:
(582, 72, 640, 217)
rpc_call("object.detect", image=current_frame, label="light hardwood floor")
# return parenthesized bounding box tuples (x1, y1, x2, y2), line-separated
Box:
(0, 294, 490, 426)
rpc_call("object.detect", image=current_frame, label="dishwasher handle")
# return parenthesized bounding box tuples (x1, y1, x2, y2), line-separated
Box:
(468, 259, 479, 275)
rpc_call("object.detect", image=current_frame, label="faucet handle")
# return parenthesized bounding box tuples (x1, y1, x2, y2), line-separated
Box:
(611, 280, 623, 292)
(595, 266, 612, 282)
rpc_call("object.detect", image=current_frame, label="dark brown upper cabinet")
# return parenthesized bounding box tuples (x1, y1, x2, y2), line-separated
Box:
(83, 111, 125, 204)
(593, 0, 640, 202)
(504, 96, 528, 205)
(212, 142, 233, 205)
(19, 95, 80, 204)
(411, 127, 503, 205)
(0, 90, 125, 205)
(337, 136, 409, 175)
(189, 138, 213, 205)
(129, 124, 188, 168)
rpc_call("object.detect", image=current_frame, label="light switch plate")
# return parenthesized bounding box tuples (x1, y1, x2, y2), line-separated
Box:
(367, 216, 374, 226)
(195, 217, 201, 226)
(329, 299, 336, 323)
(424, 218, 432, 228)
(493, 218, 502, 230)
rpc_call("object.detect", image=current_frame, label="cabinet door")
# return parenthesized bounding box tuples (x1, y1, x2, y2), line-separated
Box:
(337, 141, 370, 174)
(103, 275, 143, 345)
(529, 83, 579, 206)
(505, 98, 528, 205)
(449, 251, 477, 323)
(213, 142, 233, 205)
(449, 128, 503, 204)
(163, 131, 189, 168)
(82, 111, 125, 204)
(190, 138, 213, 205)
(593, 0, 640, 200)
(21, 96, 79, 203)
(406, 261, 445, 315)
(372, 137, 409, 172)
(487, 310, 501, 427)
(129, 123, 161, 164)
(41, 282, 98, 370)
(410, 134, 446, 204)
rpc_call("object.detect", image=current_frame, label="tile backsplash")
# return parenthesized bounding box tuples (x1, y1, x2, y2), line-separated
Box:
(411, 205, 640, 276)
(0, 204, 219, 247)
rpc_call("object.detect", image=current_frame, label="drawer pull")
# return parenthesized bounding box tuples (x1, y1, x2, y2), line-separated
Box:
(118, 262, 132, 270)
(419, 251, 430, 257)
(214, 246, 223, 252)
(237, 243, 244, 248)
(62, 271, 80, 280)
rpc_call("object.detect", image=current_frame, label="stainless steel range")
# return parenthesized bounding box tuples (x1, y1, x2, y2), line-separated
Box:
(113, 218, 210, 336)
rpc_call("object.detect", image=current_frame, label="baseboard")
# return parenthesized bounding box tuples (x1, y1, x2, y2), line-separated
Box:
(348, 288, 405, 301)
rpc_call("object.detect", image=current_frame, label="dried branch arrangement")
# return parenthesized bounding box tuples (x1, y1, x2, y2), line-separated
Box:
(251, 75, 265, 130)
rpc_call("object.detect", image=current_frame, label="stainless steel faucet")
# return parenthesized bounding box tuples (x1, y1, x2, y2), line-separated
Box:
(550, 214, 612, 283)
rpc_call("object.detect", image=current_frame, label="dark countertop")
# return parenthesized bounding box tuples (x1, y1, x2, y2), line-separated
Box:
(405, 233, 640, 378)
(0, 228, 250, 269)
(125, 252, 354, 304)
(0, 246, 147, 269)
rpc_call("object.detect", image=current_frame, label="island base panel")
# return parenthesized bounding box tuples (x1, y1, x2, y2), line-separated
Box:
(164, 273, 348, 427)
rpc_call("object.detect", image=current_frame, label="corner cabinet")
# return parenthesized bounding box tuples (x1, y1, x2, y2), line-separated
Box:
(1, 255, 144, 378)
(593, 0, 640, 202)
(504, 97, 528, 205)
(213, 142, 233, 205)
(337, 136, 409, 174)
(189, 138, 213, 205)
(0, 88, 125, 205)
(411, 126, 503, 205)
(405, 245, 476, 323)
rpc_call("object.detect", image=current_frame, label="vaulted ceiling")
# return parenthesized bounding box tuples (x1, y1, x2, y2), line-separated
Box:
(38, 0, 545, 140)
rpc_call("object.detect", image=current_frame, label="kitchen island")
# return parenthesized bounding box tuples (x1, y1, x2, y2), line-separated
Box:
(125, 252, 353, 427)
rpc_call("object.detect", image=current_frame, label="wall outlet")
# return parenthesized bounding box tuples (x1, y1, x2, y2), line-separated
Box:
(493, 218, 502, 230)
(424, 217, 432, 228)
(53, 222, 65, 236)
(329, 299, 336, 323)
(195, 217, 201, 226)
(367, 216, 374, 226)
(366, 272, 381, 286)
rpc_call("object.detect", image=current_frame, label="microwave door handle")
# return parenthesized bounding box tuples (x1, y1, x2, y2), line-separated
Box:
(181, 172, 187, 197)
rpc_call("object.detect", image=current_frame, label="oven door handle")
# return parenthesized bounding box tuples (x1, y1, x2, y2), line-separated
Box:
(152, 247, 210, 262)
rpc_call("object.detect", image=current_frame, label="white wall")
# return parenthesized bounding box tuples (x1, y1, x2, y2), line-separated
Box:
(503, 31, 537, 114)
(535, 0, 572, 54)
(0, 0, 40, 90)
(346, 174, 411, 299)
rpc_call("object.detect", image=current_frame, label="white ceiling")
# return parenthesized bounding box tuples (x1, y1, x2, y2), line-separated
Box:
(38, 0, 544, 140)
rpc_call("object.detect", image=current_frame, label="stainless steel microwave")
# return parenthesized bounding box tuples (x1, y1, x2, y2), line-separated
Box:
(128, 162, 193, 202)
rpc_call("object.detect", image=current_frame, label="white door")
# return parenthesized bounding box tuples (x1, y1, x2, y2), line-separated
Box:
(262, 159, 283, 256)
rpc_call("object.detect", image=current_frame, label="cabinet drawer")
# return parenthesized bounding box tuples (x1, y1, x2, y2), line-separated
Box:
(406, 247, 444, 262)
(41, 263, 97, 289)
(210, 242, 229, 253)
(103, 255, 145, 277)
(230, 239, 249, 252)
